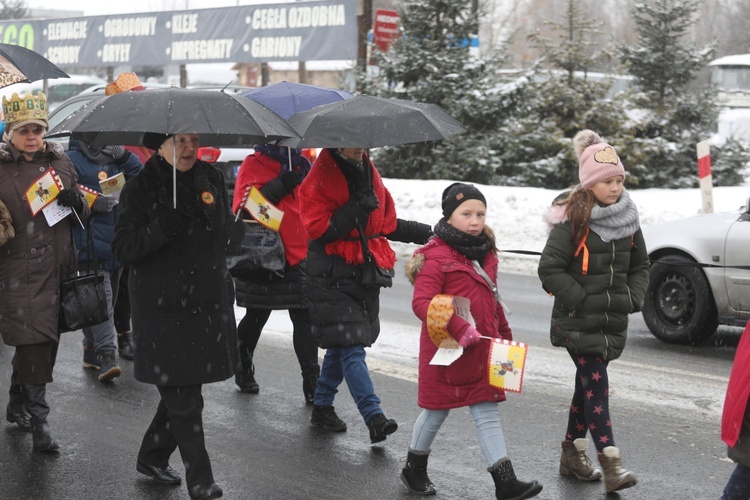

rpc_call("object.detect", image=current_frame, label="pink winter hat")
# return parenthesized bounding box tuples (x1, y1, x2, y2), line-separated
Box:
(574, 130, 625, 189)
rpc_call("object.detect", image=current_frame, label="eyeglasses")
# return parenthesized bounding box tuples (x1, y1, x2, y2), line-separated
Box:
(15, 125, 45, 136)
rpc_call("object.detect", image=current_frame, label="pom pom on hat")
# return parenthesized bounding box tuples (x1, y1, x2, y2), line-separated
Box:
(574, 129, 626, 189)
(441, 182, 486, 217)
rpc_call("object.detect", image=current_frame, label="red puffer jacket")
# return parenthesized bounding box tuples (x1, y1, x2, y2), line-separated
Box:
(407, 237, 512, 410)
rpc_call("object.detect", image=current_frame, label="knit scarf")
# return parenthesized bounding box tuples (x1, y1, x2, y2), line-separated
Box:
(433, 217, 494, 262)
(254, 144, 311, 178)
(77, 141, 125, 165)
(589, 189, 640, 242)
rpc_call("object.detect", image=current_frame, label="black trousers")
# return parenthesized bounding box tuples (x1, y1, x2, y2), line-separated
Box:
(237, 307, 319, 373)
(138, 385, 213, 488)
(12, 341, 58, 384)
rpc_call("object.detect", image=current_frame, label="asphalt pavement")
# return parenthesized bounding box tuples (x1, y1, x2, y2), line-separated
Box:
(0, 299, 735, 499)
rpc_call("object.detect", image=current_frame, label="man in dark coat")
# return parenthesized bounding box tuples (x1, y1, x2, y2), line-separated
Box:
(112, 133, 241, 500)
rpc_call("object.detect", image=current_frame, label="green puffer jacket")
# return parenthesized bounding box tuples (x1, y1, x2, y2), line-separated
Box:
(538, 222, 649, 360)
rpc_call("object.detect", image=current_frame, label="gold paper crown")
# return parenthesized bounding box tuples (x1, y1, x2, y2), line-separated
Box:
(2, 92, 47, 126)
(105, 72, 143, 96)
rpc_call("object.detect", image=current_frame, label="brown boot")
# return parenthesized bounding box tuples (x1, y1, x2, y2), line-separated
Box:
(597, 446, 637, 492)
(560, 438, 602, 481)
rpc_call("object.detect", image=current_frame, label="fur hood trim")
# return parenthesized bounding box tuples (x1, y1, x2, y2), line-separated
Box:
(406, 253, 425, 285)
(544, 203, 568, 230)
(406, 237, 442, 284)
(0, 139, 66, 163)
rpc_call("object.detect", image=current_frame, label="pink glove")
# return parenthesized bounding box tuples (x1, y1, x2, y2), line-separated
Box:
(459, 326, 482, 349)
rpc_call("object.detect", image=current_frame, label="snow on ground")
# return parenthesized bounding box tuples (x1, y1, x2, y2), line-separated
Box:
(238, 178, 750, 382)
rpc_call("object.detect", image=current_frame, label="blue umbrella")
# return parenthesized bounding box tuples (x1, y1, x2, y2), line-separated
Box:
(242, 81, 353, 120)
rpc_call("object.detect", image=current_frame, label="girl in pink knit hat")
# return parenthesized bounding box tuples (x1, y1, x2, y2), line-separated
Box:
(537, 130, 650, 494)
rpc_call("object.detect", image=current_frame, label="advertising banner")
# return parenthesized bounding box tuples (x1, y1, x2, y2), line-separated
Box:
(0, 0, 357, 68)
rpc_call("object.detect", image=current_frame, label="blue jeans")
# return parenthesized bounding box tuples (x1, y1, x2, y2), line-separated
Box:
(410, 402, 508, 467)
(82, 267, 120, 353)
(314, 345, 381, 423)
(723, 463, 750, 500)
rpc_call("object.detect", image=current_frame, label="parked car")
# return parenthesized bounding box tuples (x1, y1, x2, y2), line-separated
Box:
(641, 200, 750, 344)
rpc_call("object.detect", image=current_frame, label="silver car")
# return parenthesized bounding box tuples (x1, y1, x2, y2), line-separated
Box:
(641, 199, 750, 344)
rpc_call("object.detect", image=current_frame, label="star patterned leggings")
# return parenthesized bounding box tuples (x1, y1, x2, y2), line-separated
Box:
(565, 351, 614, 452)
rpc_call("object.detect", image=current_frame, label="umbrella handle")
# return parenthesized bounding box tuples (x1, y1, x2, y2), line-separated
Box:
(172, 140, 177, 209)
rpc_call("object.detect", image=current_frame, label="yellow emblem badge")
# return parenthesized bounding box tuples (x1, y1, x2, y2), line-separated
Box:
(201, 191, 215, 205)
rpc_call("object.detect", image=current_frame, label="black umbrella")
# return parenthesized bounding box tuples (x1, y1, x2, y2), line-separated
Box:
(280, 95, 466, 149)
(0, 44, 69, 89)
(47, 87, 299, 148)
(47, 87, 299, 208)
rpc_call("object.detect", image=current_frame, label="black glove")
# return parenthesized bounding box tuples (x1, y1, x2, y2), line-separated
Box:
(356, 189, 379, 213)
(158, 208, 190, 237)
(279, 170, 302, 193)
(57, 188, 83, 212)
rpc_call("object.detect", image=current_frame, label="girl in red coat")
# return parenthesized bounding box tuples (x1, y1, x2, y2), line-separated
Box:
(401, 183, 541, 500)
(721, 320, 750, 499)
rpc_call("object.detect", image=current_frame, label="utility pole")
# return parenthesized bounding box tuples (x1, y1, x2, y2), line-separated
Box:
(297, 0, 307, 83)
(356, 0, 373, 91)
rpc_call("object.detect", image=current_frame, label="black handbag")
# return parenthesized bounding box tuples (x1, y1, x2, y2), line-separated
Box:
(356, 223, 394, 288)
(59, 219, 108, 333)
(226, 220, 285, 279)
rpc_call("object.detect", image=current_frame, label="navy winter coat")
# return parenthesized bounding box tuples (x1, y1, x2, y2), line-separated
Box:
(67, 140, 143, 270)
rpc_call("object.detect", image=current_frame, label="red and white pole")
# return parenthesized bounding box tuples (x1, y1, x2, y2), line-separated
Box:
(697, 140, 713, 213)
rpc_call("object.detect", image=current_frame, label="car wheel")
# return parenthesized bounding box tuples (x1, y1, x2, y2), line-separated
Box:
(641, 254, 718, 344)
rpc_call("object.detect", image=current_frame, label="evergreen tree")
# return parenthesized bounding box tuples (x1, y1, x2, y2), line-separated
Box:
(618, 0, 747, 188)
(359, 0, 519, 184)
(499, 0, 628, 188)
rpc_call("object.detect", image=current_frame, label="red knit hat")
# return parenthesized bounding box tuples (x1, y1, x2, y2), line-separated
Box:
(574, 130, 625, 189)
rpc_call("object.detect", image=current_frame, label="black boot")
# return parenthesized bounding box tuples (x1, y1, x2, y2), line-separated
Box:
(23, 384, 59, 452)
(366, 413, 398, 443)
(400, 448, 436, 495)
(488, 458, 542, 500)
(310, 405, 347, 432)
(235, 355, 259, 394)
(117, 331, 135, 360)
(7, 370, 31, 432)
(301, 363, 320, 405)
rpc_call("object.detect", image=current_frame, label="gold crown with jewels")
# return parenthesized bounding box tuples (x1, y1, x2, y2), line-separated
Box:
(2, 91, 48, 126)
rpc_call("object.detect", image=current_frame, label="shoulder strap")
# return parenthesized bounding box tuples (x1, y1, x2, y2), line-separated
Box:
(471, 260, 510, 315)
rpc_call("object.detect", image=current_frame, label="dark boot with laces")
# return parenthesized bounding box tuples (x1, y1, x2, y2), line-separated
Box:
(488, 458, 542, 500)
(310, 405, 347, 432)
(366, 413, 398, 443)
(97, 349, 122, 382)
(401, 448, 436, 495)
